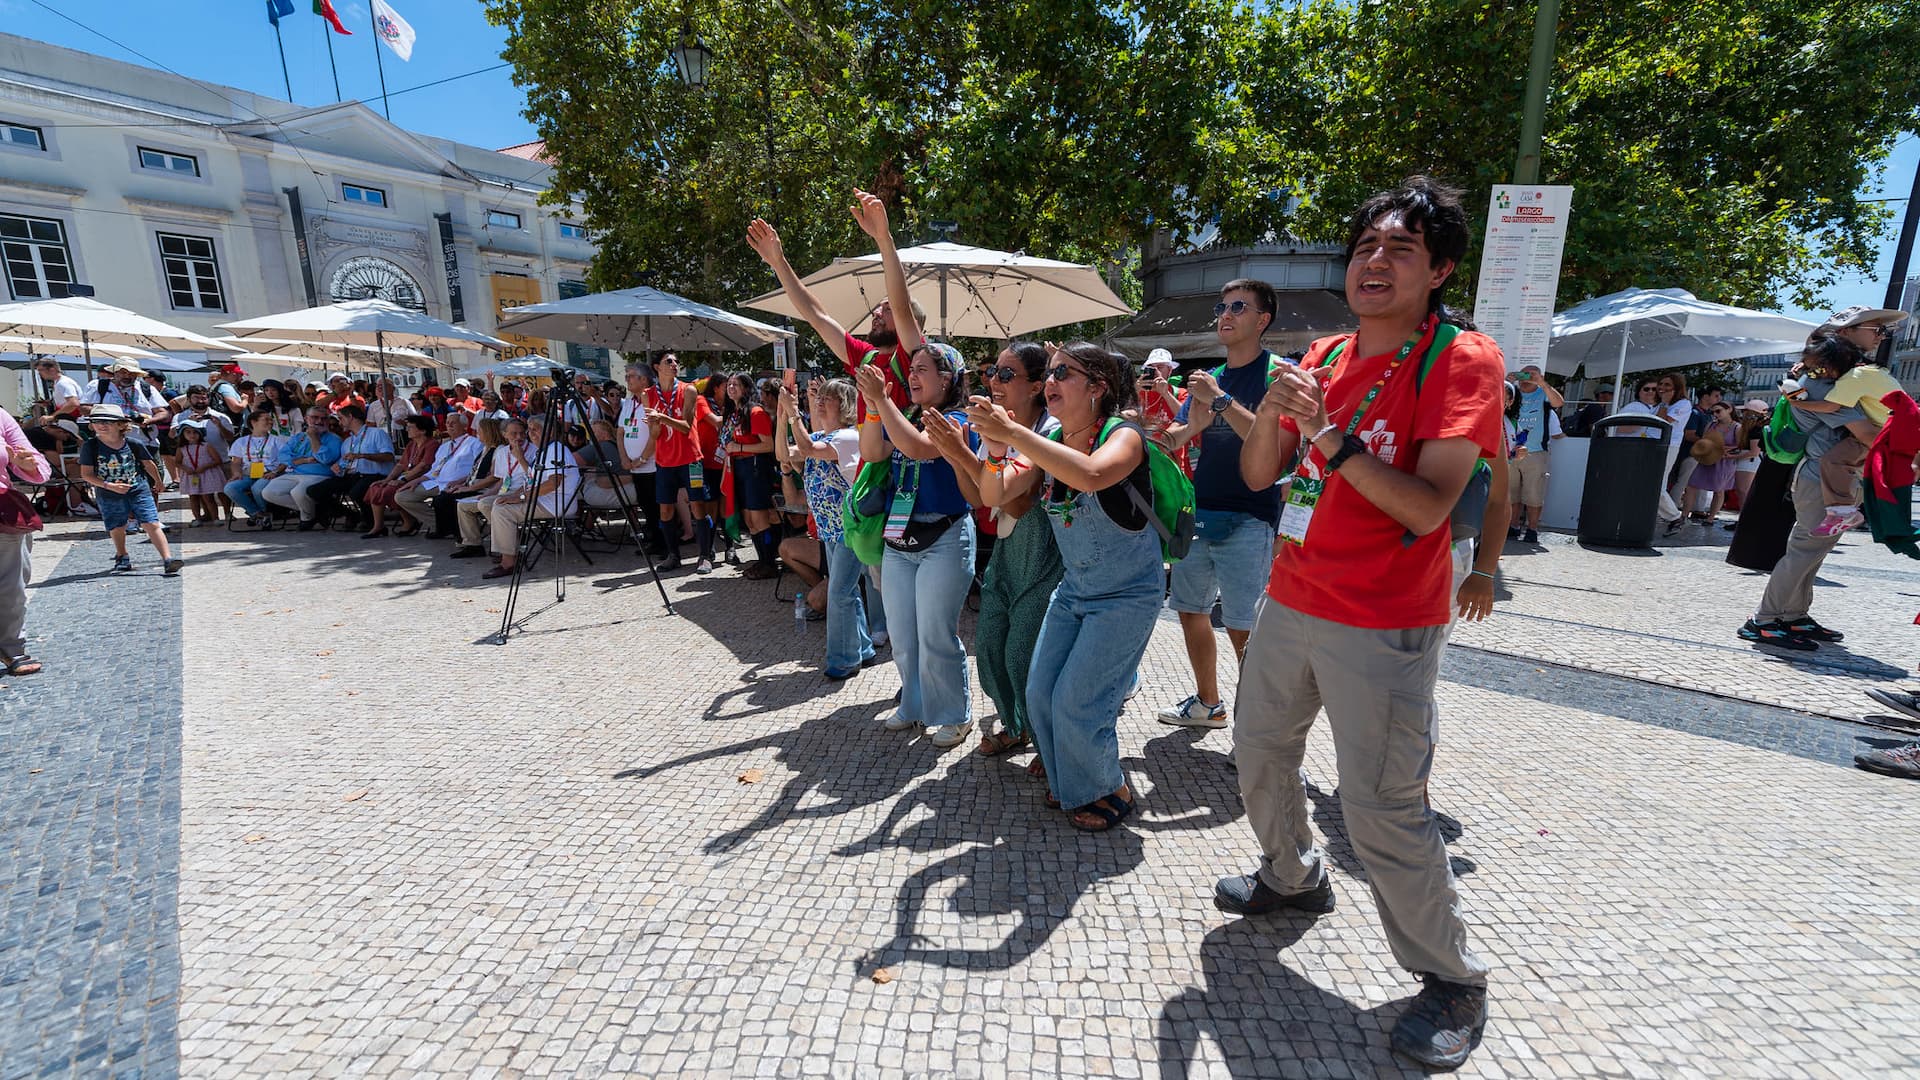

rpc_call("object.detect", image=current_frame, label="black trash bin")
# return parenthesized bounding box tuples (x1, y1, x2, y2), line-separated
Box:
(1578, 413, 1672, 548)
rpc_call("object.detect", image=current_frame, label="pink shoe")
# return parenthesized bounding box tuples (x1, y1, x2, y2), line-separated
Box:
(1812, 509, 1864, 537)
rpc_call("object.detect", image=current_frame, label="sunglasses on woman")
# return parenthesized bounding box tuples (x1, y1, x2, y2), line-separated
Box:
(981, 366, 1019, 383)
(1045, 364, 1087, 383)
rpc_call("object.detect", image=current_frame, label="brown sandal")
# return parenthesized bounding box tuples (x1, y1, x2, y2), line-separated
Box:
(977, 731, 1029, 757)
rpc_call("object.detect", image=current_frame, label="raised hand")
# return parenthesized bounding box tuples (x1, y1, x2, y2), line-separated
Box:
(853, 363, 888, 406)
(745, 218, 784, 265)
(850, 189, 890, 242)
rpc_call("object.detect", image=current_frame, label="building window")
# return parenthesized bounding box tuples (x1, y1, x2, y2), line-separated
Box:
(558, 221, 589, 240)
(342, 182, 387, 208)
(138, 147, 200, 176)
(0, 213, 73, 300)
(157, 232, 225, 312)
(1, 122, 43, 150)
(487, 210, 522, 230)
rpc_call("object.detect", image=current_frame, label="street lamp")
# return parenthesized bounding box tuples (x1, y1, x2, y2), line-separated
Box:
(670, 22, 712, 89)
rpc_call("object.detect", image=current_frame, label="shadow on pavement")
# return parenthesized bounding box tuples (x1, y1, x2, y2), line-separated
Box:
(1156, 920, 1423, 1079)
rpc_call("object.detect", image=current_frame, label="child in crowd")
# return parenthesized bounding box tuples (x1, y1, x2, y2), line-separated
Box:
(1788, 339, 1899, 536)
(77, 404, 183, 575)
(175, 419, 226, 526)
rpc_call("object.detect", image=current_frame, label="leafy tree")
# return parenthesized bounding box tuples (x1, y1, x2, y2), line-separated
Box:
(1249, 0, 1920, 313)
(485, 0, 1283, 359)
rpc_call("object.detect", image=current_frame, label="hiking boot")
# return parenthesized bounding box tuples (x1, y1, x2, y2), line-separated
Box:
(1738, 619, 1816, 652)
(1157, 695, 1227, 729)
(1854, 741, 1920, 779)
(1213, 871, 1335, 916)
(1780, 617, 1843, 642)
(1864, 688, 1920, 723)
(1390, 975, 1488, 1070)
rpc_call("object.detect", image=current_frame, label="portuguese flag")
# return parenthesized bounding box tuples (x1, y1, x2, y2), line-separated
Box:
(314, 0, 352, 34)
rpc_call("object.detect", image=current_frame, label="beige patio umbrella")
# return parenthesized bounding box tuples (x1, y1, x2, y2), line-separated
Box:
(0, 336, 161, 366)
(742, 241, 1132, 339)
(218, 338, 446, 373)
(0, 295, 243, 376)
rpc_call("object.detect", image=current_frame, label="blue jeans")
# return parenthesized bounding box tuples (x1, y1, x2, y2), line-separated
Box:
(225, 476, 272, 517)
(880, 516, 975, 729)
(823, 537, 876, 674)
(1026, 485, 1164, 810)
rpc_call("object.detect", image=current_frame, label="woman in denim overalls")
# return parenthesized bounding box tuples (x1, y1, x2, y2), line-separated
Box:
(969, 342, 1163, 831)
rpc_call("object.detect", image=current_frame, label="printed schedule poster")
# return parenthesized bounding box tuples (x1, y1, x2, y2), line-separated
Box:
(1471, 185, 1573, 371)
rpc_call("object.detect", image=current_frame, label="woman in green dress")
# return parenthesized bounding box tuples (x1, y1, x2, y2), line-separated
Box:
(926, 340, 1062, 755)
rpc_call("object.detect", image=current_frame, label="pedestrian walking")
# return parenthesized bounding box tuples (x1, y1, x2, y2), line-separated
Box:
(77, 404, 182, 576)
(1221, 177, 1499, 1070)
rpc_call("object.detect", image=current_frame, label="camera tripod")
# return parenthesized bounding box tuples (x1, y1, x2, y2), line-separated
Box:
(491, 366, 674, 643)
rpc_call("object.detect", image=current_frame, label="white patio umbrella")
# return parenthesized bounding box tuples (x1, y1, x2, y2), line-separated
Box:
(219, 338, 446, 373)
(219, 298, 509, 387)
(0, 336, 160, 367)
(453, 355, 567, 382)
(0, 295, 243, 376)
(1547, 288, 1820, 401)
(496, 286, 794, 355)
(742, 241, 1133, 339)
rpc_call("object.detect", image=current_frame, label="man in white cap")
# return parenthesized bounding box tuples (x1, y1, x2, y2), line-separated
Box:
(1136, 348, 1190, 472)
(447, 378, 484, 416)
(323, 373, 365, 414)
(1824, 305, 1907, 359)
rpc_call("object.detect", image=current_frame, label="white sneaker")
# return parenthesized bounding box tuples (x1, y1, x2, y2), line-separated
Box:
(1124, 670, 1143, 701)
(71, 502, 100, 517)
(929, 722, 975, 748)
(1156, 695, 1227, 729)
(882, 710, 922, 732)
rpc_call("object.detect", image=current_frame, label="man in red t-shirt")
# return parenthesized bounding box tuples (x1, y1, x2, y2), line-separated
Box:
(746, 208, 921, 411)
(643, 353, 718, 571)
(323, 374, 366, 415)
(1219, 178, 1502, 1071)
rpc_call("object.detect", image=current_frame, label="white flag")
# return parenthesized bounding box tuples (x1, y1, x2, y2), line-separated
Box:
(372, 0, 415, 61)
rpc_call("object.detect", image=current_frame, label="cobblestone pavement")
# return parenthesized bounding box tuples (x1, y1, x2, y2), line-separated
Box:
(8, 508, 1920, 1078)
(3, 527, 181, 1080)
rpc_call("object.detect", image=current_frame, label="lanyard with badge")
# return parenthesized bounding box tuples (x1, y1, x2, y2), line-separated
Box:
(884, 459, 921, 540)
(243, 436, 269, 479)
(1277, 319, 1434, 546)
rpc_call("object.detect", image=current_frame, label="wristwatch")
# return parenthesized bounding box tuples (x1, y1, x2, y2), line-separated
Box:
(1209, 393, 1235, 415)
(1325, 433, 1368, 473)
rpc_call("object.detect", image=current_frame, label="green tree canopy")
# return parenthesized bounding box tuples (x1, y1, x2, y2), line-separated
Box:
(490, 0, 1920, 335)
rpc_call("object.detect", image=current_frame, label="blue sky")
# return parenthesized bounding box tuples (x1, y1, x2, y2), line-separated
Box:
(4, 1, 1912, 322)
(6, 0, 537, 150)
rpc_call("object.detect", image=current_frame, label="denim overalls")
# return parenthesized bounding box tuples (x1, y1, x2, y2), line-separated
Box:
(1024, 465, 1163, 810)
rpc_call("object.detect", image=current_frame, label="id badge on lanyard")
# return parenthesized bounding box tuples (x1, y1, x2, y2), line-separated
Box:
(884, 461, 920, 541)
(1277, 321, 1430, 548)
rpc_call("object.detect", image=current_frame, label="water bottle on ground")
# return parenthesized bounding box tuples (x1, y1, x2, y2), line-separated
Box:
(794, 591, 808, 632)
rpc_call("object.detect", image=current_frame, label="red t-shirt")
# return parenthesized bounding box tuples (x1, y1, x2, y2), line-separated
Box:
(726, 406, 773, 458)
(1266, 327, 1505, 629)
(843, 333, 912, 411)
(1141, 388, 1190, 474)
(326, 392, 367, 414)
(693, 393, 723, 468)
(647, 382, 701, 468)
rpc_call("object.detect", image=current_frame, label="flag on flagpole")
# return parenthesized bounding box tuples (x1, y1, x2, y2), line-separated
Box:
(313, 0, 352, 34)
(266, 0, 296, 25)
(372, 0, 415, 61)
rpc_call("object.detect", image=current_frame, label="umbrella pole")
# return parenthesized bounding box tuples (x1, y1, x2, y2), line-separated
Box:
(939, 268, 949, 338)
(376, 331, 389, 396)
(82, 329, 93, 379)
(1611, 329, 1628, 406)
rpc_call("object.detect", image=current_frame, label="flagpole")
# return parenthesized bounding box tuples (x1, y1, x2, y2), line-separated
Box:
(323, 22, 342, 101)
(272, 20, 293, 100)
(369, 6, 391, 118)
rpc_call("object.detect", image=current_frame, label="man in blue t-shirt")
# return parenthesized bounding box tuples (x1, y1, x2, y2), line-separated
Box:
(1154, 278, 1290, 730)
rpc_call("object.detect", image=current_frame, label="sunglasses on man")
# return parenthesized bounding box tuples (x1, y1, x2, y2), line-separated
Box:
(1212, 299, 1262, 318)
